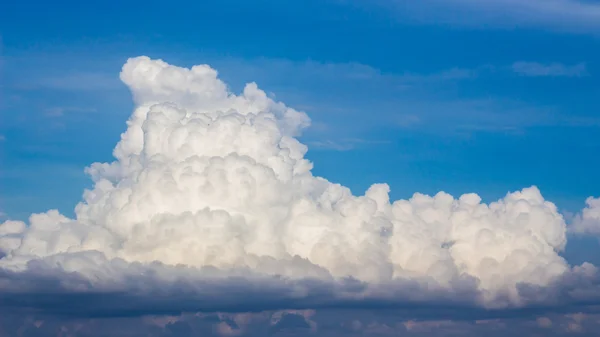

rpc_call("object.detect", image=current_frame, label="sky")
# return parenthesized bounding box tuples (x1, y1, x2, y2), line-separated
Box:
(1, 0, 600, 336)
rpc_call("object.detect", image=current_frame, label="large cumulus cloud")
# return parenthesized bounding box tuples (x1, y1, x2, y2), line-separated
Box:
(1, 56, 599, 321)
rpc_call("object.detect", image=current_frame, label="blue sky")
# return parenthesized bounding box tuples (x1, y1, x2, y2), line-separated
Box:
(1, 0, 600, 258)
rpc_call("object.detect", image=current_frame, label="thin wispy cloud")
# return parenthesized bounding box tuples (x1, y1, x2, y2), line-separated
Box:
(395, 114, 422, 128)
(384, 98, 558, 134)
(376, 0, 600, 34)
(8, 71, 121, 92)
(398, 67, 479, 83)
(512, 62, 588, 77)
(44, 106, 98, 118)
(228, 57, 478, 85)
(308, 138, 391, 151)
(32, 72, 121, 91)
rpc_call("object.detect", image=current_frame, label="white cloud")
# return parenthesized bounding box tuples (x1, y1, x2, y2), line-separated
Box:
(0, 56, 599, 320)
(570, 197, 600, 236)
(512, 62, 588, 77)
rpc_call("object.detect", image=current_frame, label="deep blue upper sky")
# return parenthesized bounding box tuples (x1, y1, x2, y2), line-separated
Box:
(1, 0, 600, 262)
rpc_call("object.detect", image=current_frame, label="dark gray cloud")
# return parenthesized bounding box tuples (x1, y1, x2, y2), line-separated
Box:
(2, 258, 600, 327)
(3, 308, 600, 337)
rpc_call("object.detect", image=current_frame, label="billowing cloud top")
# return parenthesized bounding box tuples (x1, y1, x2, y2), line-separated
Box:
(0, 57, 598, 317)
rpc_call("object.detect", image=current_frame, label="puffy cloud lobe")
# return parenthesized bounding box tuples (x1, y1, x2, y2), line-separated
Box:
(0, 56, 592, 313)
(570, 197, 600, 236)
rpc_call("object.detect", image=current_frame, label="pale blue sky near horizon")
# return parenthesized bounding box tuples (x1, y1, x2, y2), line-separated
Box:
(1, 0, 600, 264)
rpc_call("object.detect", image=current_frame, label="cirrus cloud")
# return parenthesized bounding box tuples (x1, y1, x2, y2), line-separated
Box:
(511, 62, 588, 77)
(374, 0, 600, 34)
